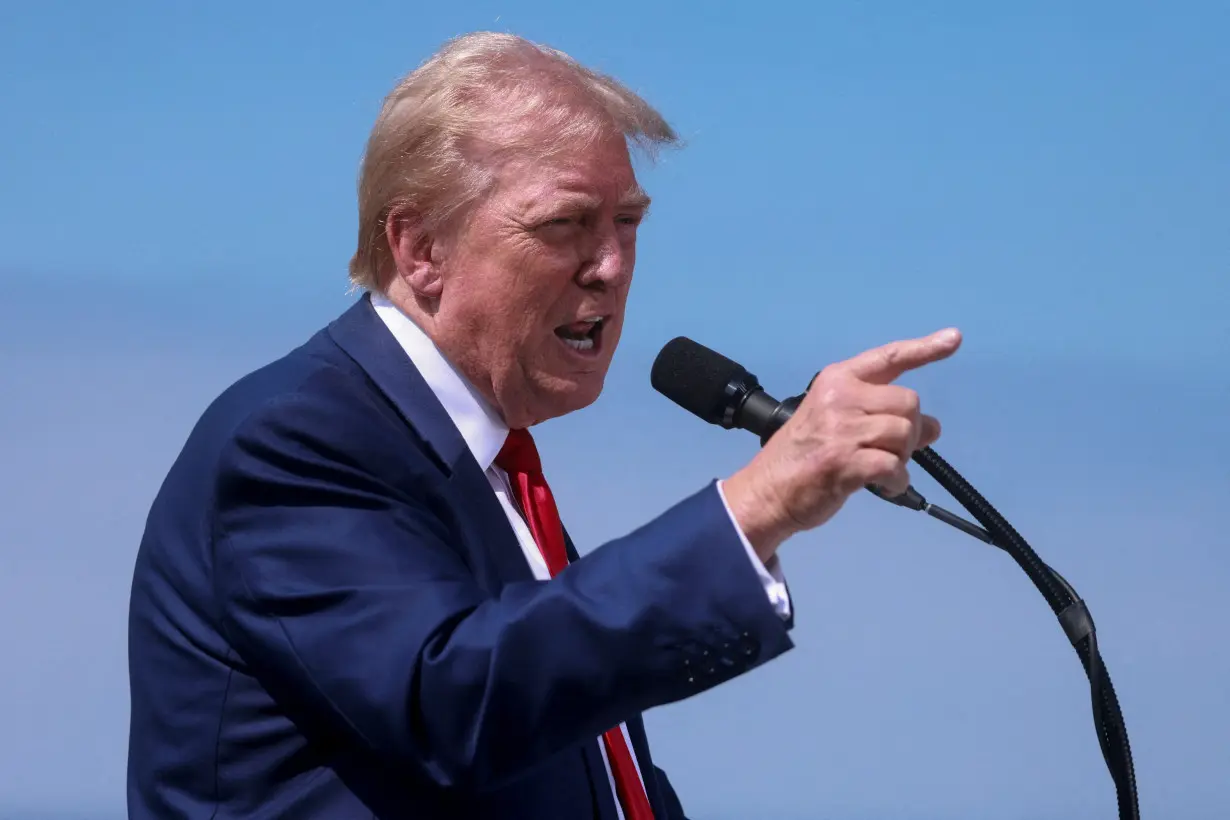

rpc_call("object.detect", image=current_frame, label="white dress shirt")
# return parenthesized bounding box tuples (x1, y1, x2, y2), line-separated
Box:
(371, 294, 790, 817)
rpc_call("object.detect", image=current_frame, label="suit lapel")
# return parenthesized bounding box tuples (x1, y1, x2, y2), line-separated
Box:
(326, 294, 534, 585)
(330, 297, 655, 816)
(326, 295, 466, 472)
(449, 451, 538, 584)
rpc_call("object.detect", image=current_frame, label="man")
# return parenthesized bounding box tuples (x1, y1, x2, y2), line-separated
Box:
(127, 31, 961, 819)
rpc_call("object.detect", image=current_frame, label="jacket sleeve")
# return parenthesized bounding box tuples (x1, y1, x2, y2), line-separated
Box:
(210, 392, 794, 791)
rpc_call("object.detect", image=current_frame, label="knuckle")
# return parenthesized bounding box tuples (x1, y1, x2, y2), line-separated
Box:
(858, 450, 896, 480)
(818, 385, 844, 410)
(885, 471, 911, 494)
(902, 388, 921, 416)
(816, 363, 844, 383)
(810, 378, 858, 416)
(880, 346, 901, 370)
(884, 415, 913, 445)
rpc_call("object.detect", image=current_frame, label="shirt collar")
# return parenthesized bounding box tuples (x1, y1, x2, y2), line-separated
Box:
(370, 293, 509, 471)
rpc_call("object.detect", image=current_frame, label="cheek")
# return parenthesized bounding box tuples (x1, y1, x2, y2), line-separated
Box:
(623, 233, 637, 260)
(501, 278, 564, 347)
(523, 257, 584, 309)
(617, 239, 637, 289)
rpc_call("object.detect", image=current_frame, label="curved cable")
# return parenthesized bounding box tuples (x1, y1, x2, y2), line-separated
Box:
(911, 446, 1139, 820)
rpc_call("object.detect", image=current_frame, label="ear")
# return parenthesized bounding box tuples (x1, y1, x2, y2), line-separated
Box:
(386, 207, 444, 300)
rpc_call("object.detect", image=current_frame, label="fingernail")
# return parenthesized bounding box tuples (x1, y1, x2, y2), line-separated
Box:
(938, 328, 960, 344)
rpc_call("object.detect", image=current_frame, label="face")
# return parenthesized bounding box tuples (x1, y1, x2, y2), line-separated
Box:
(400, 128, 647, 429)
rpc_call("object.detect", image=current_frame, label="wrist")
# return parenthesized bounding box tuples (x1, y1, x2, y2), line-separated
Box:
(721, 466, 794, 563)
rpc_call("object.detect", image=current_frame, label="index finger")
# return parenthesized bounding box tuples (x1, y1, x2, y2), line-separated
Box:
(840, 328, 962, 384)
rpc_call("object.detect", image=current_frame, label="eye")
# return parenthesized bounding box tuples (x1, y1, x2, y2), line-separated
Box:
(537, 215, 581, 233)
(615, 213, 643, 235)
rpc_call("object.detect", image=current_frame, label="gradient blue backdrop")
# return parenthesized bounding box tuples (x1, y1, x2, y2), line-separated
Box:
(1, 2, 1226, 818)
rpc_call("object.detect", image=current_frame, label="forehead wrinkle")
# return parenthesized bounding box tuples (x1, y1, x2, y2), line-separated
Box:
(508, 182, 646, 217)
(503, 186, 597, 220)
(487, 146, 647, 216)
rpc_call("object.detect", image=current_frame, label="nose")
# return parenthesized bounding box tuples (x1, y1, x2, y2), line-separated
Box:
(575, 222, 632, 290)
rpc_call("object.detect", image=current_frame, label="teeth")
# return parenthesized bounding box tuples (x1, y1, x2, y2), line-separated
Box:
(560, 336, 595, 351)
(555, 315, 604, 351)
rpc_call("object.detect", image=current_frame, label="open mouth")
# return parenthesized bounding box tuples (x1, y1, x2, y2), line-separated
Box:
(553, 316, 605, 355)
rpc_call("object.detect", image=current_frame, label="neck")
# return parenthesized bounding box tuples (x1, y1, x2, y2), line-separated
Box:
(381, 281, 515, 425)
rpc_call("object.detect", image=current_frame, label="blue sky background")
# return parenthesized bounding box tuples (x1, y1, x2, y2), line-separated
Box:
(1, 1, 1227, 818)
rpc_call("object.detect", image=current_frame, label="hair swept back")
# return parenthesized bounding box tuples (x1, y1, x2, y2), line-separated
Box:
(348, 31, 679, 292)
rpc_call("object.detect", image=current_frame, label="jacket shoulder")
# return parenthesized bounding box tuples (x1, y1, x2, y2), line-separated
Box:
(203, 331, 394, 450)
(154, 327, 437, 521)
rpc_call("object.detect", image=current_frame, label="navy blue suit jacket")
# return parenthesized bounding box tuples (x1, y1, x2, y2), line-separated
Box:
(127, 295, 795, 818)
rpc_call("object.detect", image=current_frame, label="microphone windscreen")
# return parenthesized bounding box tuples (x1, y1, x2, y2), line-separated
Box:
(650, 336, 746, 426)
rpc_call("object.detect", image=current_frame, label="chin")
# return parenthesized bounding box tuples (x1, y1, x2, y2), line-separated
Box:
(531, 372, 607, 423)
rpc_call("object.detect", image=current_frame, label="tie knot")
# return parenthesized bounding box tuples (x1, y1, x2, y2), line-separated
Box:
(495, 428, 542, 475)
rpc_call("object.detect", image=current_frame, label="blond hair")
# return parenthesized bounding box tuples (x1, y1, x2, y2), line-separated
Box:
(348, 32, 679, 292)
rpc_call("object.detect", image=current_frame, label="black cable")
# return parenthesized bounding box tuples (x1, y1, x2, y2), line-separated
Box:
(648, 336, 1140, 816)
(910, 446, 1139, 820)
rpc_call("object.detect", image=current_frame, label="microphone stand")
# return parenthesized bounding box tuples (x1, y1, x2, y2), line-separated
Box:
(862, 445, 1140, 820)
(760, 390, 1139, 819)
(650, 335, 1140, 818)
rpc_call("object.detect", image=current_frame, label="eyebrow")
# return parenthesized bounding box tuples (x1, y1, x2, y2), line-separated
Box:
(519, 184, 652, 219)
(619, 183, 652, 211)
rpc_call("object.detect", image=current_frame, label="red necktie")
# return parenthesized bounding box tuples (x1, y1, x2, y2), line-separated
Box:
(495, 428, 656, 820)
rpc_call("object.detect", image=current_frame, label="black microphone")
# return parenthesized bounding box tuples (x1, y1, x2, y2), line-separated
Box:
(650, 335, 928, 511)
(651, 338, 1140, 820)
